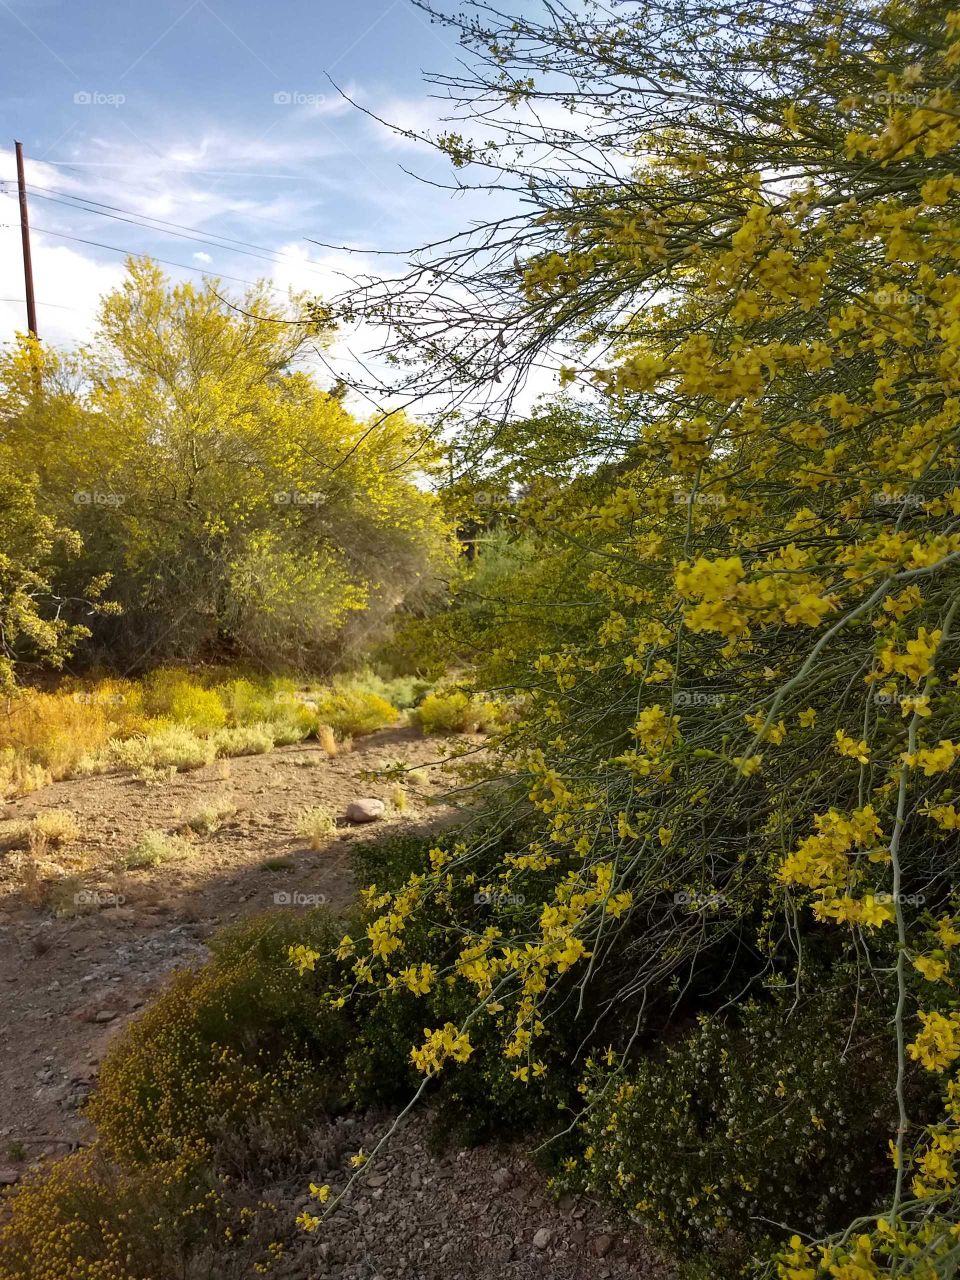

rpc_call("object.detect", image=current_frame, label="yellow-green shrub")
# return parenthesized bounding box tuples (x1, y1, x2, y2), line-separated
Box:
(414, 689, 502, 734)
(86, 909, 352, 1166)
(213, 723, 275, 757)
(110, 725, 215, 773)
(0, 691, 113, 776)
(0, 748, 50, 799)
(310, 689, 399, 738)
(140, 669, 226, 734)
(124, 829, 194, 869)
(0, 1144, 226, 1280)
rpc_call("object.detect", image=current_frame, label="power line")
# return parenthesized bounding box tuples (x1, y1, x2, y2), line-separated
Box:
(0, 297, 82, 310)
(0, 221, 291, 295)
(2, 179, 332, 278)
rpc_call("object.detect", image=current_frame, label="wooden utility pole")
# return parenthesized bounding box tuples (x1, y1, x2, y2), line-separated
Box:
(14, 140, 38, 338)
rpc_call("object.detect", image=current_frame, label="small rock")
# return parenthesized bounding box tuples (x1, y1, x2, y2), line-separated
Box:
(533, 1228, 553, 1250)
(344, 798, 386, 824)
(592, 1234, 614, 1258)
(0, 1168, 20, 1185)
(94, 1009, 118, 1023)
(492, 1167, 512, 1190)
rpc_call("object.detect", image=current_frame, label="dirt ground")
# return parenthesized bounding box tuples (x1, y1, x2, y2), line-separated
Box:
(0, 726, 462, 1166)
(0, 729, 676, 1279)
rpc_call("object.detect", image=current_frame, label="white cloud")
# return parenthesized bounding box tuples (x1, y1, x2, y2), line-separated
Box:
(0, 189, 124, 347)
(193, 250, 212, 263)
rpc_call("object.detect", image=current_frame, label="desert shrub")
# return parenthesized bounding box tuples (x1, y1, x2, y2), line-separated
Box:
(0, 748, 50, 799)
(330, 668, 431, 710)
(28, 810, 80, 846)
(315, 723, 337, 756)
(0, 1144, 228, 1280)
(264, 705, 317, 746)
(214, 677, 316, 744)
(296, 805, 337, 848)
(140, 669, 227, 734)
(124, 829, 195, 869)
(176, 798, 236, 835)
(213, 723, 275, 757)
(0, 691, 113, 777)
(309, 689, 399, 738)
(110, 724, 215, 773)
(1, 265, 454, 673)
(576, 986, 906, 1269)
(412, 689, 502, 734)
(87, 909, 352, 1167)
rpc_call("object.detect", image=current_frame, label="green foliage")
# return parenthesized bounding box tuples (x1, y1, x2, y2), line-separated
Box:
(124, 829, 195, 869)
(0, 1145, 228, 1280)
(212, 722, 275, 757)
(309, 687, 400, 737)
(413, 688, 503, 734)
(140, 669, 227, 733)
(87, 909, 351, 1167)
(577, 986, 905, 1270)
(331, 666, 431, 709)
(110, 724, 215, 773)
(0, 262, 455, 673)
(0, 441, 93, 693)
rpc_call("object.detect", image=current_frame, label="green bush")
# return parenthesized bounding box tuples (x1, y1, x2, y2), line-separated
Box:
(140, 669, 227, 734)
(413, 689, 502, 734)
(310, 688, 400, 737)
(86, 909, 352, 1167)
(575, 984, 903, 1270)
(213, 723, 275, 757)
(110, 724, 215, 772)
(331, 667, 431, 709)
(0, 1145, 228, 1280)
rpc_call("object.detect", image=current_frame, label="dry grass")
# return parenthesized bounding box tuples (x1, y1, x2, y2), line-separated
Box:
(213, 724, 274, 758)
(124, 829, 195, 870)
(28, 810, 81, 846)
(295, 805, 337, 849)
(316, 723, 338, 757)
(176, 799, 237, 836)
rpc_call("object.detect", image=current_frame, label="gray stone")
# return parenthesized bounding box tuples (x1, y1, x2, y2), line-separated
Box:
(344, 798, 386, 823)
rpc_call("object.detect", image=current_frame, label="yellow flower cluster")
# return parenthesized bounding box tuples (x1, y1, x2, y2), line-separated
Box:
(410, 1023, 474, 1075)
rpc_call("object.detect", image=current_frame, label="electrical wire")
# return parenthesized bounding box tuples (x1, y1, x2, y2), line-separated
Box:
(0, 179, 330, 277)
(0, 221, 291, 294)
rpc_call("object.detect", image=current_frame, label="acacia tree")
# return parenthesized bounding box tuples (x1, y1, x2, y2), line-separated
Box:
(313, 2, 960, 1272)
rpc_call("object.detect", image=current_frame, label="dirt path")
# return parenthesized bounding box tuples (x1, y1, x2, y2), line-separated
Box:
(0, 727, 460, 1169)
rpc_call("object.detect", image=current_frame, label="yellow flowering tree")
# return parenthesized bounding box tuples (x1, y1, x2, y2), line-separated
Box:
(304, 0, 960, 1271)
(0, 259, 455, 673)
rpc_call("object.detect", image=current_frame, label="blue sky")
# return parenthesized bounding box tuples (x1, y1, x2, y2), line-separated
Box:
(0, 0, 503, 374)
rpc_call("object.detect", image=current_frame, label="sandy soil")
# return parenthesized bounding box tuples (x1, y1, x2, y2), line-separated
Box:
(0, 727, 460, 1165)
